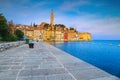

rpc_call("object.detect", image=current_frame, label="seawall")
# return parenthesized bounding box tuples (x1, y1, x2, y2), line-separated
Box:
(0, 41, 25, 52)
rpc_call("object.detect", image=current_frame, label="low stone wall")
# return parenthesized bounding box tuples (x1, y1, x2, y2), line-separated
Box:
(0, 41, 25, 52)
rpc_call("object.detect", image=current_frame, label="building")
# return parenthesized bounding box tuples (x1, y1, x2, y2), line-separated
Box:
(79, 32, 92, 41)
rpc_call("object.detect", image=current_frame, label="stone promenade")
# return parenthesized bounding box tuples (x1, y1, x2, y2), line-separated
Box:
(0, 41, 120, 80)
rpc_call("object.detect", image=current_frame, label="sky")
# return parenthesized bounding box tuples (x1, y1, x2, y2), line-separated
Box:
(0, 0, 120, 40)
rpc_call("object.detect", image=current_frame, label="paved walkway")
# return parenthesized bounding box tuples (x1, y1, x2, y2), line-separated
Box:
(0, 41, 120, 80)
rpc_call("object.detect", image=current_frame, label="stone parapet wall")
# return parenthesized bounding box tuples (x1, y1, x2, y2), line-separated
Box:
(0, 41, 25, 52)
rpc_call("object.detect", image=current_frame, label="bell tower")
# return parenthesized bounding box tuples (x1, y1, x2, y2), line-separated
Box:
(50, 10, 54, 30)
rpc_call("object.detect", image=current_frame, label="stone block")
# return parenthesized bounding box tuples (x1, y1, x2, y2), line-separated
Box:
(47, 74, 75, 80)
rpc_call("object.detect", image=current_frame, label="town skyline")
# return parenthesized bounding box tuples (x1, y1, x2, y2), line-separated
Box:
(0, 0, 120, 40)
(15, 10, 92, 42)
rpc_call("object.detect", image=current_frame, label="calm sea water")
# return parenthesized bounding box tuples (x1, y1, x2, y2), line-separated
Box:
(53, 40, 120, 78)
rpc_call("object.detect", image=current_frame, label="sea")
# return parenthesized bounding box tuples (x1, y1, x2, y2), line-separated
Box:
(52, 40, 120, 78)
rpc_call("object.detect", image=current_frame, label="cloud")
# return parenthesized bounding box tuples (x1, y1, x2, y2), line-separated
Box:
(74, 16, 120, 36)
(60, 0, 89, 10)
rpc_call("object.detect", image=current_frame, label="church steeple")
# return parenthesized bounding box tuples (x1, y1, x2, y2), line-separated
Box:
(50, 9, 54, 27)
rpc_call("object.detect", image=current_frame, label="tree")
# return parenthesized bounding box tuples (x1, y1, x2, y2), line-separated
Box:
(44, 23, 49, 29)
(33, 22, 37, 27)
(0, 13, 9, 41)
(8, 20, 15, 35)
(0, 14, 19, 41)
(15, 29, 24, 40)
(55, 24, 66, 28)
(69, 27, 75, 30)
(0, 34, 2, 41)
(6, 34, 18, 41)
(54, 24, 66, 30)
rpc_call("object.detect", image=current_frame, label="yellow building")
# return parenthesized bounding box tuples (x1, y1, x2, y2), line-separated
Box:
(25, 29, 34, 40)
(79, 32, 92, 41)
(46, 30, 51, 40)
(55, 31, 64, 42)
(33, 29, 41, 40)
(68, 30, 75, 41)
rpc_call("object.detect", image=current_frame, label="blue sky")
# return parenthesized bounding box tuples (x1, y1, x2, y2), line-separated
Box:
(0, 0, 120, 40)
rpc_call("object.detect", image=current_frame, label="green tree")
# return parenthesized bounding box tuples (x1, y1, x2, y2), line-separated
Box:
(0, 13, 9, 41)
(15, 29, 24, 40)
(54, 24, 66, 30)
(10, 35, 18, 41)
(44, 23, 49, 29)
(33, 23, 37, 27)
(55, 24, 66, 28)
(3, 34, 18, 41)
(69, 27, 75, 30)
(0, 35, 2, 41)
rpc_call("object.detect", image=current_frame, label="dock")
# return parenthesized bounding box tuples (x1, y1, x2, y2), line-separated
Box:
(0, 41, 120, 80)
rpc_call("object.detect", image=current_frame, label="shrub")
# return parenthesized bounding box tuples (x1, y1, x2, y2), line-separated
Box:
(14, 29, 24, 40)
(10, 35, 18, 41)
(2, 35, 18, 41)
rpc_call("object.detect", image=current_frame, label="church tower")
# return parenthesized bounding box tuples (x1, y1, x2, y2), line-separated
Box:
(50, 10, 54, 30)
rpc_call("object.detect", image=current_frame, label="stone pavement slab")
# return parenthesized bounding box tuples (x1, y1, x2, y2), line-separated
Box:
(0, 41, 120, 80)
